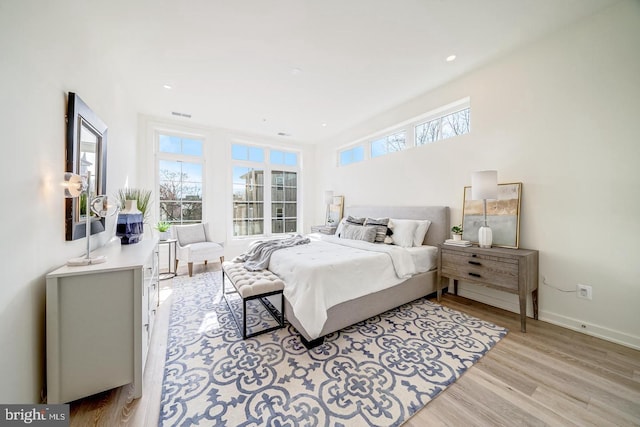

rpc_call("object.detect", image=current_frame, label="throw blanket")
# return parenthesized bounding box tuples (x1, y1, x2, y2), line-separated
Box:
(233, 234, 310, 271)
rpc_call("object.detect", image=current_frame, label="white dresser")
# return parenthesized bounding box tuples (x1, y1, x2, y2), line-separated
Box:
(46, 238, 159, 404)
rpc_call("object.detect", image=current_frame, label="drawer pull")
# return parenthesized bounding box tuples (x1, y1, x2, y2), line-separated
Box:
(468, 261, 482, 266)
(472, 254, 477, 257)
(469, 272, 481, 278)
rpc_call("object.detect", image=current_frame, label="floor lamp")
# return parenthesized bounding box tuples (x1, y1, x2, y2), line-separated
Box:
(471, 170, 498, 248)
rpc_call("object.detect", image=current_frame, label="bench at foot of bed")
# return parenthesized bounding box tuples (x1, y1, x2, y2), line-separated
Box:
(221, 262, 285, 339)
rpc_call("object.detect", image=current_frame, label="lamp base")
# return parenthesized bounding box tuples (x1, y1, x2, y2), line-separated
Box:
(478, 226, 493, 248)
(66, 255, 107, 266)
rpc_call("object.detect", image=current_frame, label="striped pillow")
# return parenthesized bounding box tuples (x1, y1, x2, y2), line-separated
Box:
(363, 217, 390, 243)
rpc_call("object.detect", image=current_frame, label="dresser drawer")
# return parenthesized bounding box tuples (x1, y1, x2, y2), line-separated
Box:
(441, 249, 519, 291)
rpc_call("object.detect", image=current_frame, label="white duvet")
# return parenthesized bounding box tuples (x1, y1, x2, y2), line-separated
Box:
(268, 235, 437, 339)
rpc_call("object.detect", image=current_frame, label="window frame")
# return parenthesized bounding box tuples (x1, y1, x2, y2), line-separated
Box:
(231, 142, 301, 239)
(155, 131, 206, 225)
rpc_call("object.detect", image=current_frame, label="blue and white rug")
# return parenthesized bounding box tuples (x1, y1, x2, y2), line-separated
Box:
(159, 271, 507, 427)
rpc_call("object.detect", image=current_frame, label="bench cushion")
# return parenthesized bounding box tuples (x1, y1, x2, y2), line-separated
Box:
(223, 262, 285, 298)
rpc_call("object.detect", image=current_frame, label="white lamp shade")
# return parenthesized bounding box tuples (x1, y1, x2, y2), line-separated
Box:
(471, 170, 498, 200)
(324, 190, 334, 204)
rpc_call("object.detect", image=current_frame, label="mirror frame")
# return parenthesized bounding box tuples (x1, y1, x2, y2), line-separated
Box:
(65, 92, 108, 241)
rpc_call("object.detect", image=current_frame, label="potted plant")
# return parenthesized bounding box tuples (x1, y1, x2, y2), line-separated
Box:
(451, 225, 463, 241)
(155, 221, 171, 241)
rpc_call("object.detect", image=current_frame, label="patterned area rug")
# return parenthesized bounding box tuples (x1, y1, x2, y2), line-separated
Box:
(159, 271, 507, 426)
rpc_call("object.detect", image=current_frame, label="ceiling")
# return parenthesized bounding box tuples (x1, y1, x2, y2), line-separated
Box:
(78, 0, 618, 143)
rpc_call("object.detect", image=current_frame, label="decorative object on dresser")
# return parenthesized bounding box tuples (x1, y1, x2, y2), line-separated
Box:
(62, 171, 116, 266)
(463, 181, 522, 249)
(159, 270, 507, 427)
(46, 238, 159, 403)
(173, 222, 224, 277)
(436, 243, 538, 332)
(65, 92, 108, 242)
(323, 190, 334, 225)
(470, 170, 498, 248)
(116, 199, 144, 244)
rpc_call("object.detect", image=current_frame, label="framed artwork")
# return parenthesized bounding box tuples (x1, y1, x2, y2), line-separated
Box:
(326, 196, 344, 226)
(462, 182, 522, 248)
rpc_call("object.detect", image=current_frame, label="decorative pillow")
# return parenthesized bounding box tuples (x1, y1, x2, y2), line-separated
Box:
(336, 216, 365, 237)
(340, 223, 377, 243)
(345, 216, 365, 225)
(413, 220, 432, 246)
(387, 219, 418, 248)
(363, 217, 389, 243)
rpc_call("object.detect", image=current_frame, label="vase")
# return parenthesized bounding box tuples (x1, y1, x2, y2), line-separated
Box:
(116, 200, 144, 244)
(452, 234, 462, 241)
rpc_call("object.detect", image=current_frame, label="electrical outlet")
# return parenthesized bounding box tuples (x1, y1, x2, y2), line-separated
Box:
(577, 284, 592, 300)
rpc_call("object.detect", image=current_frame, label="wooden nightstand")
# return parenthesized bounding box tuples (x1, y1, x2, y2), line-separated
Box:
(310, 225, 337, 235)
(437, 244, 539, 332)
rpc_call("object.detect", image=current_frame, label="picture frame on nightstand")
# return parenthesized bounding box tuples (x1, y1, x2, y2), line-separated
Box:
(462, 182, 522, 248)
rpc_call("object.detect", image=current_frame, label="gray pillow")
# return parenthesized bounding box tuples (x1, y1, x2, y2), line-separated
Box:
(340, 223, 377, 243)
(363, 217, 389, 243)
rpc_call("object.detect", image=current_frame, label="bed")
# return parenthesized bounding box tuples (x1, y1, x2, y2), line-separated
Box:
(268, 205, 449, 346)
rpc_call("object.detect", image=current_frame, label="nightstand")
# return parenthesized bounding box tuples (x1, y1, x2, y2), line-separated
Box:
(437, 244, 539, 332)
(310, 225, 337, 235)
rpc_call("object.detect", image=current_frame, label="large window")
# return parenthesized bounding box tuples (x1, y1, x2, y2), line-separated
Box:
(232, 144, 299, 237)
(157, 134, 204, 224)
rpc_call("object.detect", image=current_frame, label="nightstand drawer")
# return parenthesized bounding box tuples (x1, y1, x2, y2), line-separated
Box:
(441, 249, 519, 291)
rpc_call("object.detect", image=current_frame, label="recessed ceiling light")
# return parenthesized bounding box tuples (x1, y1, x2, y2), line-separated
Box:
(321, 123, 327, 127)
(163, 84, 173, 89)
(446, 55, 456, 62)
(291, 68, 302, 76)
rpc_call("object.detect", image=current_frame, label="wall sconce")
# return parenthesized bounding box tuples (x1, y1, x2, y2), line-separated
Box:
(471, 170, 498, 248)
(63, 171, 116, 265)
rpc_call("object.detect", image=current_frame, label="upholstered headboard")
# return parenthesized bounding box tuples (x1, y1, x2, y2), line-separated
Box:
(343, 206, 450, 247)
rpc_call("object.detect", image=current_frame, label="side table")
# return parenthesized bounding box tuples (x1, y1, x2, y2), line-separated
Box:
(437, 243, 539, 332)
(158, 238, 177, 280)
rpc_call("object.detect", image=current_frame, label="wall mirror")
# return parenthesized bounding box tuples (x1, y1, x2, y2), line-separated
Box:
(65, 92, 108, 241)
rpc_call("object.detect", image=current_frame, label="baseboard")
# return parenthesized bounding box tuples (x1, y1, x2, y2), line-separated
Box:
(539, 311, 640, 351)
(456, 286, 640, 351)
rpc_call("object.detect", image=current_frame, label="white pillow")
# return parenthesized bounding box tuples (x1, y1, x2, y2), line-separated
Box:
(413, 220, 432, 246)
(388, 219, 418, 248)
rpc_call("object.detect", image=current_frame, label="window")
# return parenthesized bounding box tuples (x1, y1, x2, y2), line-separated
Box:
(371, 131, 407, 158)
(232, 144, 300, 237)
(157, 134, 204, 224)
(338, 98, 471, 165)
(339, 146, 364, 166)
(271, 171, 297, 233)
(416, 108, 470, 145)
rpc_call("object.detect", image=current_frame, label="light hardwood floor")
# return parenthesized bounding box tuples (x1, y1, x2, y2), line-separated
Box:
(69, 264, 640, 426)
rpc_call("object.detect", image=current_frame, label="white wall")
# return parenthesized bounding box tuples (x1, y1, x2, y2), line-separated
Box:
(0, 3, 140, 402)
(312, 0, 640, 349)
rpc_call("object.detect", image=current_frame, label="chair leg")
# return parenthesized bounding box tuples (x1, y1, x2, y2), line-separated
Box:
(188, 262, 193, 277)
(175, 259, 179, 272)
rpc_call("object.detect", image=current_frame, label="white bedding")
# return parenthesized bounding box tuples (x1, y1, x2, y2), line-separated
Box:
(268, 234, 437, 339)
